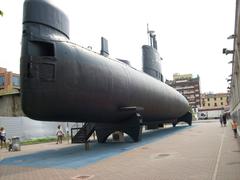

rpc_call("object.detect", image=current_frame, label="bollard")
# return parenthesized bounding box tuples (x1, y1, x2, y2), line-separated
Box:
(84, 141, 90, 151)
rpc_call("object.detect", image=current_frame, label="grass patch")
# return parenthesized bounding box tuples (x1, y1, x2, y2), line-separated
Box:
(21, 136, 57, 145)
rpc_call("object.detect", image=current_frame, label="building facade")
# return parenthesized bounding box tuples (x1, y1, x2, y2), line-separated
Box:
(0, 67, 20, 95)
(201, 93, 229, 110)
(166, 73, 201, 110)
(226, 0, 240, 135)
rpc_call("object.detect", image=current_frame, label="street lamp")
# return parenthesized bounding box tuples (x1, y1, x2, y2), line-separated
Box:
(222, 48, 234, 55)
(227, 34, 237, 39)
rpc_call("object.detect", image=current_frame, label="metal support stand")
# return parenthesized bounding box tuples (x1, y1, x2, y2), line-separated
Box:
(95, 113, 143, 143)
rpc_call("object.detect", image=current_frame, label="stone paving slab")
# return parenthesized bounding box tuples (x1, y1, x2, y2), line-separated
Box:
(0, 125, 189, 169)
(0, 121, 239, 180)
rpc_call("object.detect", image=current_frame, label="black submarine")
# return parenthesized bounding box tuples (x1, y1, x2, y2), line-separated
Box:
(20, 0, 192, 143)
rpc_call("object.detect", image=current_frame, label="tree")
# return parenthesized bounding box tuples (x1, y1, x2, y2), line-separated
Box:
(0, 10, 3, 16)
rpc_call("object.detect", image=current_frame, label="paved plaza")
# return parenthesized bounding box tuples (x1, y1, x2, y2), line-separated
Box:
(0, 120, 240, 180)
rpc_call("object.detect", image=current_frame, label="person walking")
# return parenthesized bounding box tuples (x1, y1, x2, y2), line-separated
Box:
(219, 114, 223, 127)
(0, 127, 7, 149)
(56, 125, 64, 144)
(222, 113, 227, 127)
(231, 120, 238, 138)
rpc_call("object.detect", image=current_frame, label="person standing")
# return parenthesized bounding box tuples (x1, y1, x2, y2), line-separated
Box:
(56, 125, 64, 144)
(219, 114, 223, 127)
(231, 120, 238, 138)
(222, 113, 227, 127)
(0, 127, 7, 149)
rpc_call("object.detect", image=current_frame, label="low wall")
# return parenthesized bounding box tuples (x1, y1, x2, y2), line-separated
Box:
(0, 117, 81, 141)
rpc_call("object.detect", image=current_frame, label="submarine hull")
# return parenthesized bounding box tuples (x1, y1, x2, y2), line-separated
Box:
(21, 0, 190, 124)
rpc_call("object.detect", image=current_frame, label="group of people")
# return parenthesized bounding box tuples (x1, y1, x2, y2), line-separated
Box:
(220, 113, 238, 138)
(1, 125, 66, 148)
(1, 125, 65, 150)
(0, 127, 6, 148)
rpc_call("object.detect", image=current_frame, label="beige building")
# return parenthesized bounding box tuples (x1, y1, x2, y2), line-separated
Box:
(166, 73, 201, 110)
(201, 93, 229, 110)
(0, 67, 20, 95)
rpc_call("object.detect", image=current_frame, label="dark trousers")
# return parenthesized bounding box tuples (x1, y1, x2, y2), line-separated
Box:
(57, 135, 63, 144)
(233, 129, 238, 138)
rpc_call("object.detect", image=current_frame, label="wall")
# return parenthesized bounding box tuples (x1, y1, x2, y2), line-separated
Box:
(0, 116, 80, 141)
(0, 94, 24, 116)
(229, 0, 240, 134)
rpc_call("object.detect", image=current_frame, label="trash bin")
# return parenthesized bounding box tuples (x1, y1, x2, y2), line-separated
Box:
(11, 136, 21, 151)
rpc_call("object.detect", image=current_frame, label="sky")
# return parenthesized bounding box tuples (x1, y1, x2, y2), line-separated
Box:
(0, 0, 236, 93)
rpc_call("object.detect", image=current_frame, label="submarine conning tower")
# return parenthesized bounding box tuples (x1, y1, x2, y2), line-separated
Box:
(22, 0, 69, 41)
(142, 29, 163, 82)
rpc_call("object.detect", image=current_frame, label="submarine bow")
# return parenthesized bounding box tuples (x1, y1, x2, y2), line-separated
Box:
(21, 0, 192, 143)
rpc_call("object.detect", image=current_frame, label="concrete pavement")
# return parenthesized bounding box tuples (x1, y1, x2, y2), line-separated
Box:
(0, 120, 240, 180)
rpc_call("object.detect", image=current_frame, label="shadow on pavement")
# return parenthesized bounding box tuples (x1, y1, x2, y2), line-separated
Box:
(0, 125, 191, 169)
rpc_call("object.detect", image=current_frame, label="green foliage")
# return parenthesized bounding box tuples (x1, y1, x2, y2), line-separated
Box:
(0, 10, 3, 16)
(21, 136, 57, 145)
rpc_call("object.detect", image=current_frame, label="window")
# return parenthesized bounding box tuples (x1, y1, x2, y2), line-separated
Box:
(208, 103, 210, 106)
(221, 102, 223, 105)
(207, 98, 210, 101)
(214, 98, 216, 101)
(220, 97, 223, 100)
(0, 76, 5, 86)
(203, 103, 205, 107)
(12, 76, 20, 86)
(214, 103, 217, 106)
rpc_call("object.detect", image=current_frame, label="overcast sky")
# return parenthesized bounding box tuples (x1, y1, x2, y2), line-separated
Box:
(0, 0, 236, 93)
